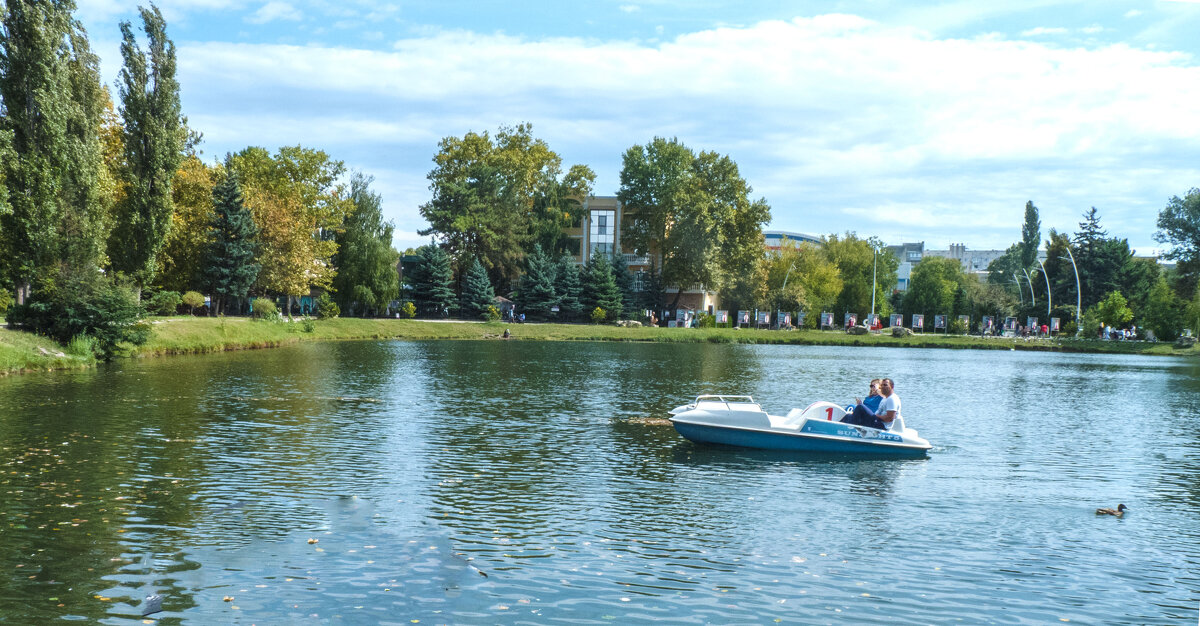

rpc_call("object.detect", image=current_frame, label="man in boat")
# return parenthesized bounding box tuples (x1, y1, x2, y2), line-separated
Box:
(874, 378, 901, 429)
(842, 379, 885, 428)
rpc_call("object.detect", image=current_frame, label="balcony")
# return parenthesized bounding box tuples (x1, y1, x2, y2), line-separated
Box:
(622, 253, 651, 265)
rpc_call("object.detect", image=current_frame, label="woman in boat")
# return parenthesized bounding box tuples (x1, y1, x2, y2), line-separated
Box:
(842, 379, 885, 428)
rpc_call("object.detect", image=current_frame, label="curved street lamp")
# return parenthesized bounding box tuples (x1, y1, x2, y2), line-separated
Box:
(1013, 273, 1024, 306)
(1022, 268, 1036, 307)
(1063, 244, 1082, 336)
(1036, 259, 1051, 318)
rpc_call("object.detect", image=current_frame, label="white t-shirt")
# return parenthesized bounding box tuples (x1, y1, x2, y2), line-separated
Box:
(876, 394, 901, 429)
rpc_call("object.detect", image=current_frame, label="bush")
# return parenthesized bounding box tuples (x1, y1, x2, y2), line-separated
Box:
(484, 304, 500, 322)
(591, 307, 607, 324)
(301, 318, 316, 333)
(182, 291, 205, 315)
(948, 319, 967, 334)
(251, 297, 279, 320)
(0, 289, 12, 315)
(696, 312, 715, 328)
(316, 292, 340, 319)
(5, 266, 150, 360)
(66, 334, 98, 358)
(145, 290, 182, 316)
(399, 301, 416, 319)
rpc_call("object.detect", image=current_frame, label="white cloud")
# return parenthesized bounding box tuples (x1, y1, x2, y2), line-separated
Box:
(1081, 24, 1104, 34)
(247, 1, 303, 24)
(169, 15, 1200, 249)
(619, 4, 641, 13)
(1021, 26, 1068, 37)
(1124, 9, 1143, 18)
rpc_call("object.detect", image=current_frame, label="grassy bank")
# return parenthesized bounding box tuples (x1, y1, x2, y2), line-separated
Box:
(3, 316, 1194, 376)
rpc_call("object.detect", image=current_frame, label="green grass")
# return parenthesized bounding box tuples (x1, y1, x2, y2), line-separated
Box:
(0, 328, 95, 375)
(2, 316, 1193, 376)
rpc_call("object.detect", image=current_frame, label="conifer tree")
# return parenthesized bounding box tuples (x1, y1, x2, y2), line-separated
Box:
(410, 243, 455, 317)
(108, 5, 185, 295)
(638, 263, 665, 313)
(581, 250, 623, 320)
(0, 0, 107, 300)
(609, 255, 637, 314)
(554, 255, 583, 321)
(202, 171, 259, 315)
(460, 258, 495, 320)
(516, 244, 557, 320)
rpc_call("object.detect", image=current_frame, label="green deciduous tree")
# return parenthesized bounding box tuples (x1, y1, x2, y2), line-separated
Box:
(823, 234, 897, 320)
(1020, 200, 1041, 270)
(459, 258, 495, 320)
(581, 250, 623, 321)
(515, 244, 557, 320)
(0, 0, 107, 298)
(1093, 290, 1133, 329)
(1155, 187, 1200, 295)
(202, 170, 259, 315)
(108, 4, 185, 295)
(419, 123, 594, 288)
(159, 155, 217, 292)
(332, 173, 399, 317)
(903, 256, 969, 321)
(409, 243, 455, 317)
(617, 137, 770, 309)
(1140, 276, 1182, 341)
(758, 241, 842, 320)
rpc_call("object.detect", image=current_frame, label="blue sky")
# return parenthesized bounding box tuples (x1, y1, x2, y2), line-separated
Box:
(75, 0, 1200, 255)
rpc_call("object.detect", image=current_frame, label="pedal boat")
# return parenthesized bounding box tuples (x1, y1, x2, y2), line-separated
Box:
(668, 395, 931, 457)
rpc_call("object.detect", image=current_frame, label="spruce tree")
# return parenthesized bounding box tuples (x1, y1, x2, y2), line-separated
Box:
(638, 262, 665, 313)
(109, 5, 185, 294)
(460, 258, 495, 320)
(411, 244, 455, 317)
(554, 254, 583, 321)
(581, 250, 623, 320)
(202, 171, 259, 315)
(517, 245, 557, 320)
(609, 255, 637, 314)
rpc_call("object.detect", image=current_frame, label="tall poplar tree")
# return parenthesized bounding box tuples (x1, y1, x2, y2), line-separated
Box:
(1020, 201, 1041, 270)
(0, 0, 107, 300)
(109, 4, 185, 295)
(203, 170, 259, 315)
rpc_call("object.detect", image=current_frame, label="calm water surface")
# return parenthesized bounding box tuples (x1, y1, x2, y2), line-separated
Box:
(1, 340, 1198, 624)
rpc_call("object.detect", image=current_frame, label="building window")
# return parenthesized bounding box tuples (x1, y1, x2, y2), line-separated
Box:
(590, 209, 615, 258)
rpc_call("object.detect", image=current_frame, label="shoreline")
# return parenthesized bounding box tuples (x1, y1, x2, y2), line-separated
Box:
(2, 316, 1194, 376)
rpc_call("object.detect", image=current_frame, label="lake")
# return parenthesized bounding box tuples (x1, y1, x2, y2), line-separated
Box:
(1, 340, 1197, 624)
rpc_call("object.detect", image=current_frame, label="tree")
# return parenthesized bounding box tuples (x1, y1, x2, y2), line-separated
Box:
(823, 234, 897, 319)
(609, 255, 636, 314)
(409, 243, 454, 317)
(1140, 277, 1182, 341)
(107, 5, 185, 295)
(1155, 188, 1200, 293)
(1020, 200, 1041, 270)
(1093, 290, 1133, 329)
(419, 123, 594, 287)
(202, 170, 259, 315)
(459, 258, 495, 320)
(903, 257, 969, 321)
(758, 241, 841, 319)
(515, 244, 557, 320)
(158, 155, 217, 292)
(1073, 207, 1123, 310)
(581, 250, 623, 320)
(0, 0, 108, 300)
(332, 173, 399, 316)
(617, 137, 771, 309)
(986, 244, 1023, 287)
(554, 255, 583, 321)
(228, 146, 351, 314)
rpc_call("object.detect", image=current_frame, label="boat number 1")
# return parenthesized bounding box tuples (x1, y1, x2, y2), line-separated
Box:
(825, 407, 833, 421)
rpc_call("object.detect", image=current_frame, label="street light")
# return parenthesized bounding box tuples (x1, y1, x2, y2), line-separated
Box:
(1063, 244, 1082, 336)
(1036, 259, 1051, 319)
(1021, 268, 1036, 307)
(1013, 273, 1024, 306)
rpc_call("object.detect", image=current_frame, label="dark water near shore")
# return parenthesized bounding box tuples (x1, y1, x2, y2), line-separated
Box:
(1, 340, 1198, 624)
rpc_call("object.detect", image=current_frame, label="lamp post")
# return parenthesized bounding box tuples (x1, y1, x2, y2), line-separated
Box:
(1021, 268, 1036, 307)
(779, 262, 795, 329)
(1036, 259, 1051, 319)
(1013, 273, 1024, 306)
(1063, 244, 1082, 336)
(870, 247, 878, 321)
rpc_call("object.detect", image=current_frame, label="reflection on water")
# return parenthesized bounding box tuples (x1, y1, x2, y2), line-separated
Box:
(1, 340, 1198, 623)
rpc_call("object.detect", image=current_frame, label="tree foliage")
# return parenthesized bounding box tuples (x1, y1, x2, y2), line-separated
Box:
(0, 0, 107, 290)
(1020, 200, 1041, 270)
(332, 173, 398, 316)
(202, 170, 259, 315)
(408, 243, 454, 317)
(823, 234, 897, 319)
(1093, 290, 1133, 329)
(758, 241, 842, 318)
(581, 250, 623, 320)
(459, 258, 495, 320)
(516, 244, 557, 320)
(108, 5, 185, 289)
(158, 155, 216, 292)
(1141, 277, 1182, 341)
(554, 255, 583, 321)
(1155, 187, 1200, 292)
(419, 123, 594, 288)
(903, 257, 969, 321)
(617, 137, 770, 308)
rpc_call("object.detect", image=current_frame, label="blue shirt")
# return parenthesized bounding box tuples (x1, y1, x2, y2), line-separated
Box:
(863, 394, 883, 413)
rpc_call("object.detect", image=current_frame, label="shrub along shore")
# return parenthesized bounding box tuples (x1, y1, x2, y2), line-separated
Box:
(2, 316, 1195, 376)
